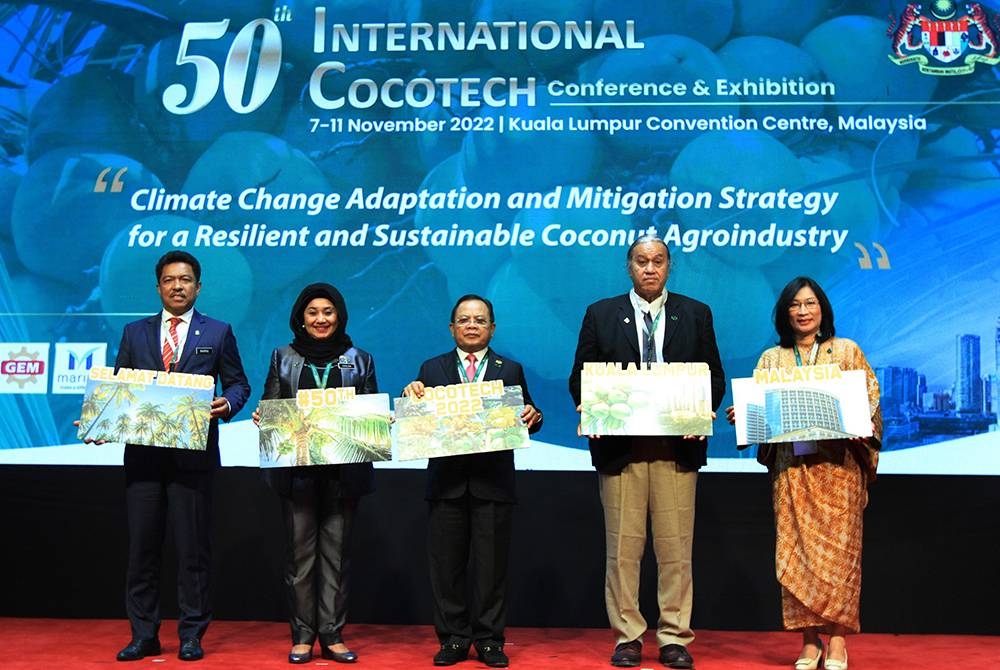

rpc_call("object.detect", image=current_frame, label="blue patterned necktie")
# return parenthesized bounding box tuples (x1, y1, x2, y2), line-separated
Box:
(642, 311, 655, 369)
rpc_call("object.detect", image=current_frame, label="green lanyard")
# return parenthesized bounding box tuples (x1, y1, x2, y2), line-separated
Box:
(307, 362, 333, 389)
(793, 341, 818, 367)
(456, 353, 488, 383)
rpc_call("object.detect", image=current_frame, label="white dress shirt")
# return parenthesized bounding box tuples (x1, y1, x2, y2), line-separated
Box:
(455, 347, 489, 382)
(628, 288, 668, 364)
(161, 308, 194, 368)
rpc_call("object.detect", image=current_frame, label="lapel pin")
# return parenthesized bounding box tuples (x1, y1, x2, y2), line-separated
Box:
(670, 315, 678, 321)
(624, 317, 630, 324)
(495, 359, 503, 366)
(194, 330, 201, 335)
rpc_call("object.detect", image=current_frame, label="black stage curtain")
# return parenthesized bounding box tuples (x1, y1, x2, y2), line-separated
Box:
(1, 466, 997, 634)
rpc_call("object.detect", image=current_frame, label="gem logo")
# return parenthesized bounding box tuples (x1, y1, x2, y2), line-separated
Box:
(888, 1, 1000, 75)
(53, 342, 108, 394)
(0, 343, 50, 394)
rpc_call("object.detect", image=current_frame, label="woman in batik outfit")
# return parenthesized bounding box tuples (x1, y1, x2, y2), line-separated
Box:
(731, 277, 881, 670)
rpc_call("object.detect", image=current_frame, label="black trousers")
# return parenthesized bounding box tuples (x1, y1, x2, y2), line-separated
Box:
(280, 477, 358, 646)
(124, 468, 213, 642)
(428, 493, 513, 645)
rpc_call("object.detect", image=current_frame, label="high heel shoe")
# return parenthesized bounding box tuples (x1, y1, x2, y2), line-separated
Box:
(793, 642, 823, 670)
(824, 649, 848, 670)
(322, 645, 358, 663)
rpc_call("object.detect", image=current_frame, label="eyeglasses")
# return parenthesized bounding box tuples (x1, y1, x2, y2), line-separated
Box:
(454, 316, 490, 327)
(788, 299, 820, 312)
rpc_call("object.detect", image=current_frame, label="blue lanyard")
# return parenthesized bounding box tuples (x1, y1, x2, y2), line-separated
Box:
(307, 362, 332, 389)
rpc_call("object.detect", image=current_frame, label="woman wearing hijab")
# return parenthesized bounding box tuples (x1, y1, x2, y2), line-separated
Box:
(728, 277, 881, 670)
(254, 283, 376, 664)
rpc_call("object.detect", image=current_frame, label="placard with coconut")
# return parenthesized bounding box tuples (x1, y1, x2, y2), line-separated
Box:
(580, 362, 713, 436)
(394, 382, 529, 460)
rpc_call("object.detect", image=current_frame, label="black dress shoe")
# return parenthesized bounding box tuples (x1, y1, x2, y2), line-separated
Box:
(321, 645, 358, 663)
(475, 641, 509, 668)
(659, 644, 694, 669)
(116, 638, 161, 661)
(289, 647, 313, 664)
(178, 638, 204, 662)
(611, 640, 642, 667)
(434, 641, 470, 666)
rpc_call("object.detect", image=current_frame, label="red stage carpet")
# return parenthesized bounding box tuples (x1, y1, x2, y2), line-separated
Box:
(0, 619, 996, 669)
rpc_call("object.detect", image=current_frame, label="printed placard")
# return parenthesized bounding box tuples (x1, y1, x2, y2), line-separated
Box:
(394, 382, 529, 460)
(731, 365, 874, 446)
(258, 390, 392, 467)
(580, 362, 713, 436)
(76, 366, 214, 450)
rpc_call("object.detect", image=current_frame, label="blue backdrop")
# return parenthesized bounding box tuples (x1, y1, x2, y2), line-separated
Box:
(0, 0, 997, 473)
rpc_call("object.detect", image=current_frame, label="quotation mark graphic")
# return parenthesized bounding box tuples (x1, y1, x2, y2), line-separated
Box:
(855, 242, 890, 270)
(94, 167, 128, 193)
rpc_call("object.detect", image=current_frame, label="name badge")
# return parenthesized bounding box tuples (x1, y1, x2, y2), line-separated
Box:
(195, 346, 213, 355)
(337, 355, 355, 370)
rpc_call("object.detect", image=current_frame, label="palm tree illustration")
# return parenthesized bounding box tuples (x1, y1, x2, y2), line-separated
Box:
(326, 414, 392, 462)
(95, 417, 113, 440)
(134, 402, 168, 443)
(169, 394, 210, 446)
(260, 401, 391, 465)
(261, 400, 319, 466)
(79, 383, 142, 441)
(150, 414, 185, 449)
(113, 413, 132, 442)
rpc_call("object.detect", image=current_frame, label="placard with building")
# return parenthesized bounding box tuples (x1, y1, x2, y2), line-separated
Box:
(731, 365, 873, 446)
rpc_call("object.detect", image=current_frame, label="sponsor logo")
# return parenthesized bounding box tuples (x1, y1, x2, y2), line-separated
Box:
(0, 343, 50, 394)
(53, 343, 108, 394)
(888, 0, 1000, 75)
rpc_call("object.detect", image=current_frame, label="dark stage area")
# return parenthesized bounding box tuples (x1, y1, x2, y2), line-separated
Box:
(2, 466, 999, 635)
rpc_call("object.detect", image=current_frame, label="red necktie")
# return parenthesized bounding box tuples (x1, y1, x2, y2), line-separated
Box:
(465, 353, 478, 382)
(162, 317, 181, 371)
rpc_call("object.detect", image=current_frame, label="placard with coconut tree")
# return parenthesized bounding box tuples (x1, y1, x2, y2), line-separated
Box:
(258, 388, 392, 467)
(76, 366, 214, 449)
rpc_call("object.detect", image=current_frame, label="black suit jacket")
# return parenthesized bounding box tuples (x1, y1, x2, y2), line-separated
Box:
(415, 349, 541, 503)
(260, 345, 377, 498)
(115, 310, 251, 473)
(569, 292, 725, 474)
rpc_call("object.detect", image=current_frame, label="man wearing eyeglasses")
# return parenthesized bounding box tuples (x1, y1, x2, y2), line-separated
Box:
(403, 294, 543, 668)
(568, 235, 724, 669)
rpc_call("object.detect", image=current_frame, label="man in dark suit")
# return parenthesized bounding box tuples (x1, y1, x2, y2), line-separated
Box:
(569, 235, 724, 669)
(403, 294, 542, 668)
(113, 250, 250, 662)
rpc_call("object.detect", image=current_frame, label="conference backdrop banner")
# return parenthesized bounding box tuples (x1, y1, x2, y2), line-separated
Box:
(0, 0, 997, 473)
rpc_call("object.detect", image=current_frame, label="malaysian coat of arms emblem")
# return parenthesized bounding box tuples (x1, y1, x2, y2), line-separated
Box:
(888, 0, 1000, 74)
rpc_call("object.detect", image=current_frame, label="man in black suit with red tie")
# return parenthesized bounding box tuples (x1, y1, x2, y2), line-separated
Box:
(112, 250, 250, 662)
(569, 235, 724, 669)
(403, 295, 543, 668)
